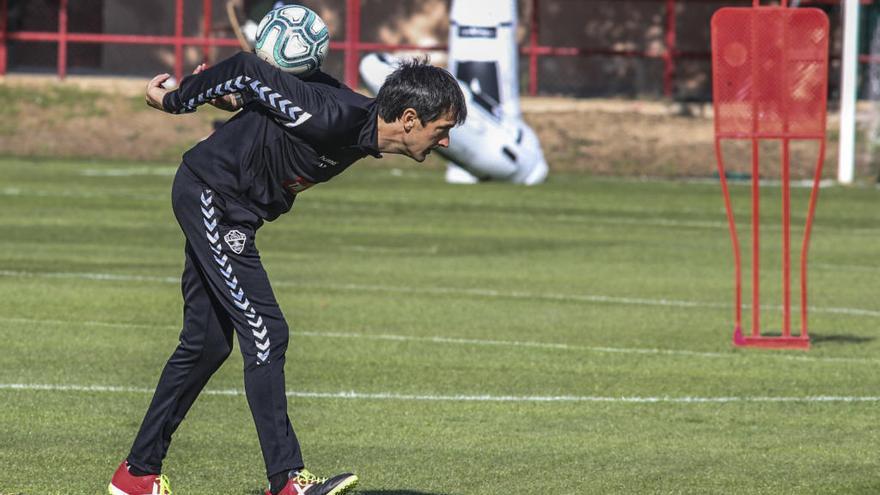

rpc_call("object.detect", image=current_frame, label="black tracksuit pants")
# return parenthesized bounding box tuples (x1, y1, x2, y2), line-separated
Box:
(127, 164, 302, 478)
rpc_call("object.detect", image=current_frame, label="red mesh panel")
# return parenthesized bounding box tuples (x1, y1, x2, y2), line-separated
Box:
(711, 6, 830, 350)
(712, 7, 829, 139)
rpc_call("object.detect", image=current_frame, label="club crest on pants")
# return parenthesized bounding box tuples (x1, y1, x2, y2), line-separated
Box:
(224, 230, 247, 254)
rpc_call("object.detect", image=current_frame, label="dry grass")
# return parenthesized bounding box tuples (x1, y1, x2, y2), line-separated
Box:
(0, 75, 865, 180)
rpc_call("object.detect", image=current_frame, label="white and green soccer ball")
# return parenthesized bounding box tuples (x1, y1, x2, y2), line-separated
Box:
(255, 5, 330, 77)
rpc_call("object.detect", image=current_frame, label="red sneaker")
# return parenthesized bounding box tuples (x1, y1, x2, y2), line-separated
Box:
(267, 469, 358, 495)
(108, 461, 172, 495)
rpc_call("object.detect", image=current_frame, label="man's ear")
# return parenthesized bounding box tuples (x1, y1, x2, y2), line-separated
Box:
(402, 108, 419, 132)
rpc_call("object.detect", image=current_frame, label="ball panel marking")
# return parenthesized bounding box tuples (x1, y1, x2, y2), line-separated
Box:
(282, 34, 310, 58)
(255, 15, 271, 39)
(310, 17, 326, 36)
(279, 7, 307, 23)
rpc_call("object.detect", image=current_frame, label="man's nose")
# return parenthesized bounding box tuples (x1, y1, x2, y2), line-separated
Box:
(437, 136, 450, 148)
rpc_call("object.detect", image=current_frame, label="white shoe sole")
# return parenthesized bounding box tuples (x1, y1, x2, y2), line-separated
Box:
(108, 482, 162, 495)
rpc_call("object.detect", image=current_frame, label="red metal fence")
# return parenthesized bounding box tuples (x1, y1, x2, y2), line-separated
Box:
(0, 0, 872, 97)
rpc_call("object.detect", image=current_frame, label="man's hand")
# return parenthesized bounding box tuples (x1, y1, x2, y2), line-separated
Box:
(145, 73, 172, 112)
(146, 63, 243, 114)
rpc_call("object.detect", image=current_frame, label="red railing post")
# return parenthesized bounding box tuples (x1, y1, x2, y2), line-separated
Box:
(3, 0, 796, 97)
(174, 0, 184, 82)
(202, 0, 212, 63)
(0, 0, 7, 76)
(344, 0, 361, 88)
(664, 0, 677, 97)
(58, 0, 68, 80)
(528, 0, 540, 96)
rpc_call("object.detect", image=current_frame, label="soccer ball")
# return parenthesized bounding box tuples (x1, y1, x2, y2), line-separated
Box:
(254, 5, 330, 76)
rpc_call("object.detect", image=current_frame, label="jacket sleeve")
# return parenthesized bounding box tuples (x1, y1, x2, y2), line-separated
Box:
(162, 52, 330, 129)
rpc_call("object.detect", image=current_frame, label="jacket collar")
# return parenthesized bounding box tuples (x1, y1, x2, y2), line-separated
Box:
(357, 100, 381, 158)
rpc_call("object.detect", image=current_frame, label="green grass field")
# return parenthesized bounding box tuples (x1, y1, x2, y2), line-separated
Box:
(1, 156, 878, 494)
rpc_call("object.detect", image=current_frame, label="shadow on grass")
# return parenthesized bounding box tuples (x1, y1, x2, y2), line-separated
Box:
(810, 333, 875, 345)
(750, 332, 875, 346)
(248, 488, 450, 495)
(360, 491, 452, 495)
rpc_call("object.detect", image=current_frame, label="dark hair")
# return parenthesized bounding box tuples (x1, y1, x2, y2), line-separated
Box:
(376, 56, 467, 126)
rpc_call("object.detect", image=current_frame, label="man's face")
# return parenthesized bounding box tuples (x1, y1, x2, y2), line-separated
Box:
(403, 110, 456, 162)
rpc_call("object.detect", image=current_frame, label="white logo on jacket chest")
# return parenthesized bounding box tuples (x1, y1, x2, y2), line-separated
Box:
(224, 230, 247, 254)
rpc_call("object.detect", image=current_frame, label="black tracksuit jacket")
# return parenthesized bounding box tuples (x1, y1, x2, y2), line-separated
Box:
(162, 51, 381, 221)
